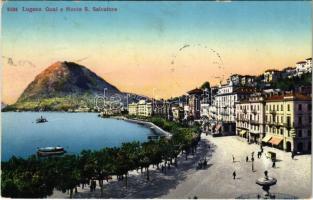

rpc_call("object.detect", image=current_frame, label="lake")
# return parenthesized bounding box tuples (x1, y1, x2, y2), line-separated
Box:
(1, 112, 154, 161)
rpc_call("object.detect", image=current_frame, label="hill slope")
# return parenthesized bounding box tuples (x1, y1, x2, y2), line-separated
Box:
(5, 61, 125, 111)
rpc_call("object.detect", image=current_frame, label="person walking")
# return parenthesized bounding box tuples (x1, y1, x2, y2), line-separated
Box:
(291, 152, 295, 160)
(233, 171, 236, 179)
(251, 157, 255, 172)
(272, 160, 276, 168)
(232, 155, 235, 163)
(246, 156, 249, 162)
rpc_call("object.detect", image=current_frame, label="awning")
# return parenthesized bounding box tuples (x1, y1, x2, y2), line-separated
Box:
(239, 130, 247, 136)
(269, 137, 283, 145)
(215, 124, 222, 132)
(262, 135, 272, 142)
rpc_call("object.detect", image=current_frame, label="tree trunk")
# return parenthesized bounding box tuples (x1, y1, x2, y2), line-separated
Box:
(146, 167, 150, 181)
(125, 173, 128, 189)
(75, 187, 78, 193)
(157, 163, 159, 169)
(70, 188, 73, 199)
(99, 180, 104, 197)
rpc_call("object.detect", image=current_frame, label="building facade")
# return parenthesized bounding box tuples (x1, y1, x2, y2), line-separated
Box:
(235, 94, 265, 144)
(128, 100, 153, 117)
(263, 94, 311, 153)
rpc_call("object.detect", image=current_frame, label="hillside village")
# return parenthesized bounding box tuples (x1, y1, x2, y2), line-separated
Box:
(125, 58, 312, 154)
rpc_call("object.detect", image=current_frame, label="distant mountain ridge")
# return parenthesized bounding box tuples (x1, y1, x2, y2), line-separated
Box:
(18, 61, 121, 102)
(3, 61, 135, 111)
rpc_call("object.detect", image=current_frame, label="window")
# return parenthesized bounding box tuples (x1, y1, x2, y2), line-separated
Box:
(281, 116, 283, 123)
(308, 129, 311, 137)
(266, 105, 268, 111)
(280, 129, 283, 135)
(281, 105, 283, 111)
(277, 105, 279, 111)
(299, 116, 302, 125)
(298, 104, 302, 111)
(287, 104, 290, 111)
(298, 130, 302, 138)
(309, 104, 312, 111)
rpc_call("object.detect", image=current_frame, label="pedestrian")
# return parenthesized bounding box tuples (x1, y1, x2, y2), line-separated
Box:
(291, 152, 295, 160)
(232, 155, 235, 163)
(233, 171, 236, 179)
(246, 156, 249, 162)
(272, 160, 276, 168)
(251, 151, 254, 158)
(251, 157, 254, 162)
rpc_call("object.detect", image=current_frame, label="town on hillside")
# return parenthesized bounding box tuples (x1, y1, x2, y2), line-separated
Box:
(122, 57, 312, 154)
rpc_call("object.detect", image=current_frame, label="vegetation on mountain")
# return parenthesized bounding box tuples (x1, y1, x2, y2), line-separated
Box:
(2, 61, 123, 112)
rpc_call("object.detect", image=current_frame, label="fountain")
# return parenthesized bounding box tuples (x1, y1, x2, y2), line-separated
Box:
(256, 170, 277, 199)
(236, 170, 297, 199)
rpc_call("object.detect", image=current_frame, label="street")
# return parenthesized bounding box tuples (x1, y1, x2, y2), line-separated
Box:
(163, 134, 311, 199)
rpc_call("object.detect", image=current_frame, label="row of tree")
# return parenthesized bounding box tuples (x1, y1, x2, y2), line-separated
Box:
(1, 117, 201, 198)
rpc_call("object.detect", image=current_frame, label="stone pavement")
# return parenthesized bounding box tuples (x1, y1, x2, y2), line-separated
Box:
(50, 134, 311, 199)
(162, 134, 311, 199)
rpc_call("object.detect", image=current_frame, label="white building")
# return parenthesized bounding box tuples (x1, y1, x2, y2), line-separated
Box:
(295, 58, 312, 76)
(128, 100, 152, 117)
(235, 93, 265, 144)
(211, 81, 256, 135)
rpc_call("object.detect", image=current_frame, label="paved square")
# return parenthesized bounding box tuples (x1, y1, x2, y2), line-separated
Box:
(163, 134, 311, 199)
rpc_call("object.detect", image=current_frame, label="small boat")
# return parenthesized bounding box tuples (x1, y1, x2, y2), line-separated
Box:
(37, 146, 66, 157)
(36, 116, 48, 123)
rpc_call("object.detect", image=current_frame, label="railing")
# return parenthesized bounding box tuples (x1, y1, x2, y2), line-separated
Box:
(250, 120, 260, 125)
(270, 110, 277, 115)
(251, 109, 258, 115)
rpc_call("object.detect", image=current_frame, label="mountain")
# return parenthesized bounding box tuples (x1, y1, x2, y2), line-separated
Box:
(5, 61, 127, 111)
(18, 61, 121, 102)
(1, 102, 7, 110)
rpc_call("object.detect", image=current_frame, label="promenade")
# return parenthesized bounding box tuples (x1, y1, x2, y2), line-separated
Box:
(50, 134, 311, 199)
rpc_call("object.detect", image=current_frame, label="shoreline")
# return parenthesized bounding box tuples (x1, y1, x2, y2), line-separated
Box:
(111, 116, 172, 138)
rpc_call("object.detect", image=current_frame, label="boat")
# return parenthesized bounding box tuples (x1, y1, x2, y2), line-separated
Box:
(37, 146, 66, 157)
(36, 116, 48, 123)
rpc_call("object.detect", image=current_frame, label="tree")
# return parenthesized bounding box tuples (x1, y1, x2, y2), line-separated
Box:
(200, 81, 210, 90)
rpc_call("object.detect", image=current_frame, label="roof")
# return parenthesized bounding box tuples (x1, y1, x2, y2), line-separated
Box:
(265, 69, 280, 73)
(233, 87, 258, 94)
(296, 61, 306, 64)
(266, 93, 311, 102)
(187, 88, 203, 95)
(282, 67, 295, 71)
(305, 58, 312, 61)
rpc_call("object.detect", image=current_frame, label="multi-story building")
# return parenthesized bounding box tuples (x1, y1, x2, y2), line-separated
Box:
(128, 100, 153, 117)
(295, 58, 312, 76)
(235, 93, 265, 144)
(227, 74, 257, 87)
(128, 102, 138, 115)
(263, 69, 281, 83)
(152, 100, 170, 117)
(171, 105, 184, 122)
(212, 81, 256, 135)
(263, 93, 311, 153)
(187, 88, 203, 120)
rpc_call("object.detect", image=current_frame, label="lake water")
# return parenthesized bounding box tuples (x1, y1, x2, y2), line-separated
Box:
(1, 112, 154, 161)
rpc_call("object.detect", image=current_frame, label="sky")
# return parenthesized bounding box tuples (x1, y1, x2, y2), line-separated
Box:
(1, 1, 312, 104)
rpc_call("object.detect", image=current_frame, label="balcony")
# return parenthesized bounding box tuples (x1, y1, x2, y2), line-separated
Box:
(250, 120, 260, 125)
(270, 110, 277, 115)
(251, 109, 258, 115)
